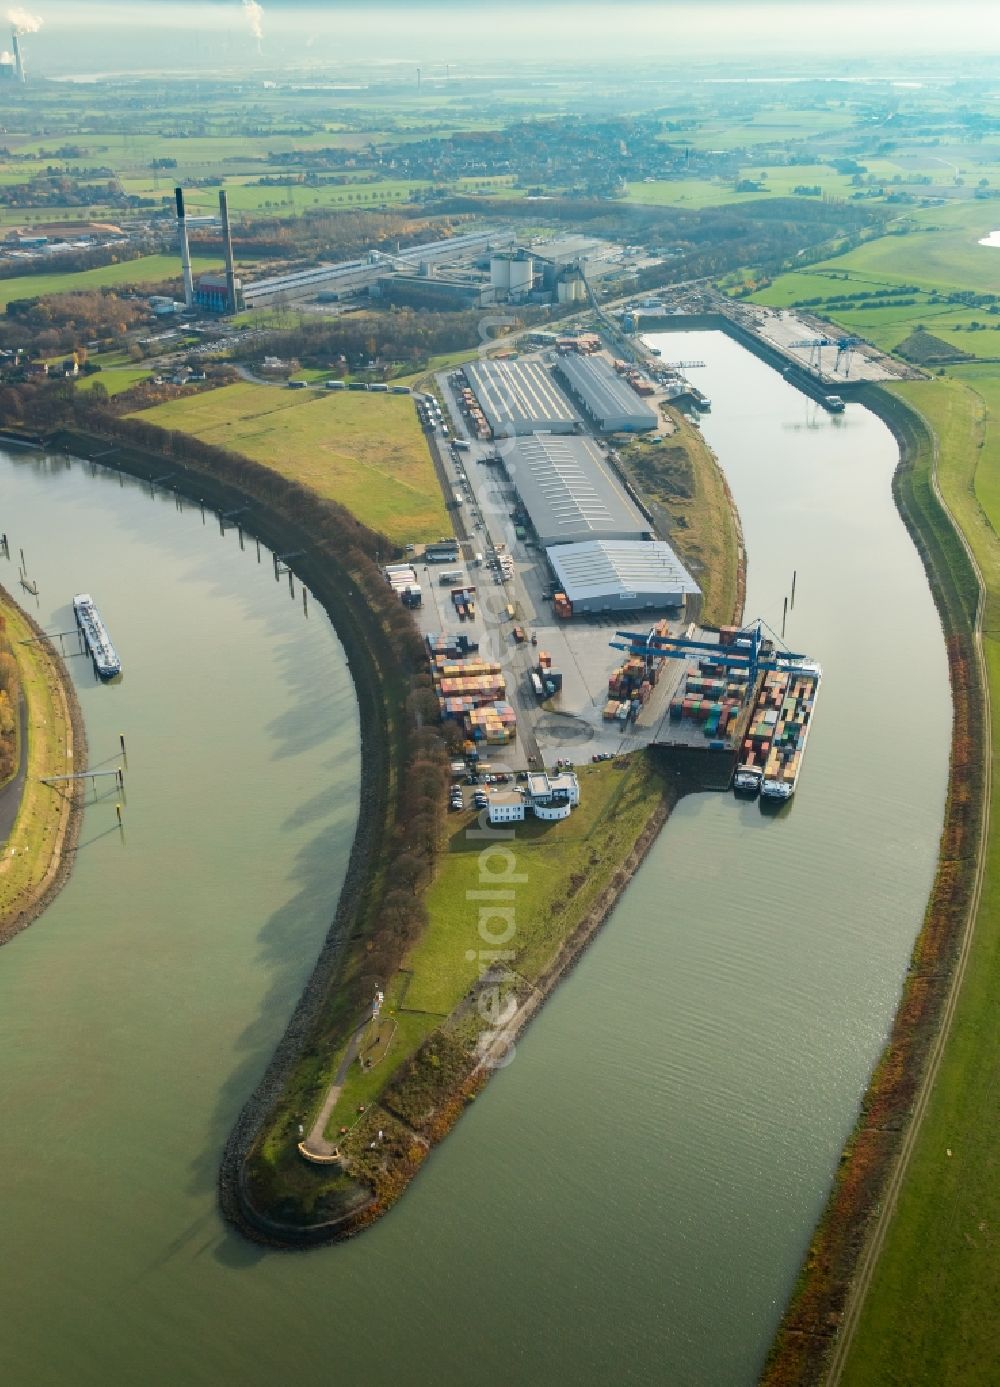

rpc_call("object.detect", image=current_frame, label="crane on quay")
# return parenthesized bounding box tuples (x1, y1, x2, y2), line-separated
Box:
(787, 335, 863, 375)
(610, 619, 820, 688)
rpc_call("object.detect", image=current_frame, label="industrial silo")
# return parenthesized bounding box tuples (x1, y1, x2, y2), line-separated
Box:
(557, 268, 586, 304)
(507, 251, 534, 297)
(490, 254, 513, 293)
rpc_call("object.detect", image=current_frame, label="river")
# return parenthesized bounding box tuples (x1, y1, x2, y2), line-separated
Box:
(0, 331, 950, 1387)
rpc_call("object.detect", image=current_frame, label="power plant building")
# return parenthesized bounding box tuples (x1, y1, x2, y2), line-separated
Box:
(195, 273, 234, 313)
(556, 353, 659, 432)
(545, 538, 700, 614)
(504, 434, 650, 548)
(464, 359, 579, 437)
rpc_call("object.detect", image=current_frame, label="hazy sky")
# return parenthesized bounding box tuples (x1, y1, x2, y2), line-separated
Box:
(9, 2, 1000, 75)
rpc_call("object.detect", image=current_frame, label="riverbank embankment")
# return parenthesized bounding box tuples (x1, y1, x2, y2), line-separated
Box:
(760, 385, 985, 1386)
(19, 413, 746, 1249)
(36, 423, 412, 1243)
(0, 583, 87, 946)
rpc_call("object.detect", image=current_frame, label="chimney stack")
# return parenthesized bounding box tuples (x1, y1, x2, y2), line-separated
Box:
(12, 32, 24, 83)
(218, 190, 240, 314)
(175, 187, 194, 309)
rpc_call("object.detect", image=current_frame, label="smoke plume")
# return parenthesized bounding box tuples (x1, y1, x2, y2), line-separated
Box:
(6, 7, 42, 34)
(242, 0, 263, 48)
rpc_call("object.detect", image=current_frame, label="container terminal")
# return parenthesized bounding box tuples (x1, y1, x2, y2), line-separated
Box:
(612, 622, 822, 800)
(73, 593, 121, 680)
(389, 323, 822, 809)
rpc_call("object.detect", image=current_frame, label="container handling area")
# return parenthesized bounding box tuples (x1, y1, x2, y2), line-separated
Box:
(387, 330, 820, 809)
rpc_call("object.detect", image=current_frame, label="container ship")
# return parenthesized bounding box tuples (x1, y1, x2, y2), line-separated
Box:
(73, 593, 121, 679)
(732, 661, 820, 800)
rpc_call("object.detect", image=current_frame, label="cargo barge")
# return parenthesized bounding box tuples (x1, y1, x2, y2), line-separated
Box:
(733, 662, 820, 800)
(73, 593, 121, 679)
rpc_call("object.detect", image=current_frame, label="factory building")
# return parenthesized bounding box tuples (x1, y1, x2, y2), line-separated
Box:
(464, 359, 579, 438)
(504, 435, 650, 548)
(556, 353, 659, 433)
(546, 538, 699, 615)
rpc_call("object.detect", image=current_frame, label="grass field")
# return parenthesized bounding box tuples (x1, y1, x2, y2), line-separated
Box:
(805, 201, 1000, 298)
(132, 382, 450, 545)
(838, 374, 1000, 1385)
(319, 755, 668, 1133)
(0, 253, 223, 308)
(78, 368, 151, 397)
(0, 594, 76, 930)
(618, 413, 740, 626)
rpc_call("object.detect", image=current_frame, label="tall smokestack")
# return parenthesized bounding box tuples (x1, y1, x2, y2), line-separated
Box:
(218, 189, 239, 314)
(12, 32, 23, 82)
(175, 187, 194, 309)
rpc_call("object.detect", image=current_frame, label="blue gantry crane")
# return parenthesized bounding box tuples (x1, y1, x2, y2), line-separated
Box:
(610, 619, 819, 689)
(834, 335, 862, 374)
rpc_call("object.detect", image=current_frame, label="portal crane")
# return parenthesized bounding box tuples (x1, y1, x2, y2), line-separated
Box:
(787, 335, 864, 375)
(610, 619, 819, 689)
(834, 336, 863, 375)
(786, 337, 835, 371)
(661, 360, 707, 370)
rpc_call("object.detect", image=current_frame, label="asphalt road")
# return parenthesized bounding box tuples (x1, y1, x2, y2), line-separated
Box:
(0, 692, 28, 847)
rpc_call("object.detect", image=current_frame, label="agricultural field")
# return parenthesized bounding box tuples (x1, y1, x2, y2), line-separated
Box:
(0, 253, 223, 309)
(1, 130, 393, 170)
(670, 107, 862, 151)
(132, 382, 450, 545)
(628, 163, 873, 210)
(812, 201, 1000, 297)
(750, 204, 1000, 360)
(839, 371, 1000, 1386)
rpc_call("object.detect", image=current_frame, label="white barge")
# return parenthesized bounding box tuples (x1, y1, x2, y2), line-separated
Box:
(73, 593, 121, 679)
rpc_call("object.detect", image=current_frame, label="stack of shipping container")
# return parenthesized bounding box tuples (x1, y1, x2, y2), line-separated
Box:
(383, 563, 422, 608)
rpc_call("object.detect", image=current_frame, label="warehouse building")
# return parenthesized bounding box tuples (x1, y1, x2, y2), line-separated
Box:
(505, 435, 651, 548)
(545, 538, 700, 614)
(463, 359, 579, 437)
(556, 353, 659, 433)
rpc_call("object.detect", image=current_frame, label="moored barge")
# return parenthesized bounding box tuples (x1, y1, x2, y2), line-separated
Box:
(73, 593, 121, 679)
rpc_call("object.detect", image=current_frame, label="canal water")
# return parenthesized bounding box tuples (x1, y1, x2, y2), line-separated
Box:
(0, 331, 950, 1387)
